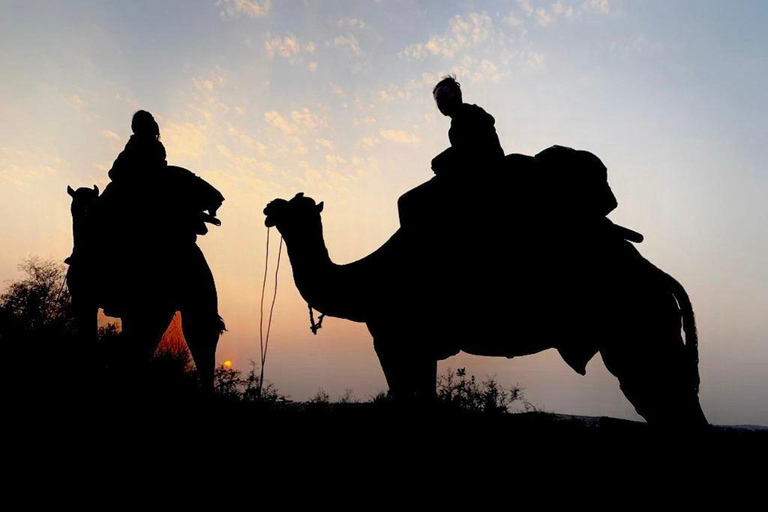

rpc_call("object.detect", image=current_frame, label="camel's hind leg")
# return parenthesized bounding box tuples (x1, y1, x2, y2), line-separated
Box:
(116, 308, 176, 392)
(600, 292, 708, 429)
(180, 311, 223, 393)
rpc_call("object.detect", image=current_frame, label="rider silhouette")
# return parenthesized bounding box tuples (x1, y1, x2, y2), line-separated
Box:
(108, 110, 167, 182)
(398, 76, 505, 232)
(430, 76, 505, 178)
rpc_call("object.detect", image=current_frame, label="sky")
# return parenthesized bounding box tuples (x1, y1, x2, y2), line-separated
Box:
(1, 0, 766, 425)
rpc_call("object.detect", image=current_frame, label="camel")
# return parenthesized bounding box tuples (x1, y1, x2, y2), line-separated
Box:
(66, 168, 224, 391)
(263, 152, 708, 428)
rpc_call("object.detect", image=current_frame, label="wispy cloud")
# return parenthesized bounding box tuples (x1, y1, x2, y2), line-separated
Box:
(400, 12, 493, 59)
(264, 110, 294, 134)
(379, 129, 421, 146)
(0, 147, 61, 187)
(518, 1, 534, 17)
(265, 33, 303, 58)
(217, 0, 271, 19)
(359, 135, 380, 150)
(326, 34, 361, 56)
(162, 122, 208, 161)
(264, 107, 325, 135)
(338, 18, 367, 30)
(584, 0, 612, 15)
(100, 130, 121, 142)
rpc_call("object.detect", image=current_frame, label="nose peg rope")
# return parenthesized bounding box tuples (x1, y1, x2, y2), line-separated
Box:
(258, 227, 283, 395)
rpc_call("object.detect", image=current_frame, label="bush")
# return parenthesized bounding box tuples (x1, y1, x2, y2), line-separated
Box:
(213, 361, 289, 406)
(0, 258, 74, 344)
(437, 367, 531, 414)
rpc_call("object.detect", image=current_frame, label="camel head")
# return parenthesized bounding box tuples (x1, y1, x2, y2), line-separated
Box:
(264, 192, 324, 239)
(67, 185, 100, 218)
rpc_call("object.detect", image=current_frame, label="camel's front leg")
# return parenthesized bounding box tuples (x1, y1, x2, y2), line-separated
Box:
(372, 332, 437, 403)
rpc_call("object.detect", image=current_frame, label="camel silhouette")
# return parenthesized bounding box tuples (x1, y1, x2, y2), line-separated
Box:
(66, 167, 224, 391)
(264, 150, 708, 428)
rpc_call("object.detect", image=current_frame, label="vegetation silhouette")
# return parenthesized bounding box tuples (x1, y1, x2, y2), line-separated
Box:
(263, 76, 707, 430)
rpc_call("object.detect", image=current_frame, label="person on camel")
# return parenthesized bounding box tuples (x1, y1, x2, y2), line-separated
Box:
(430, 75, 505, 179)
(109, 110, 168, 182)
(398, 75, 506, 233)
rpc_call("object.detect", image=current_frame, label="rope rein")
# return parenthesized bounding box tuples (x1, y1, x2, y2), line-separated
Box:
(309, 305, 325, 335)
(258, 227, 283, 395)
(258, 224, 325, 393)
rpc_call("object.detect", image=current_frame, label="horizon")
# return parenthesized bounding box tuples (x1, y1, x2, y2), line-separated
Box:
(1, 0, 766, 426)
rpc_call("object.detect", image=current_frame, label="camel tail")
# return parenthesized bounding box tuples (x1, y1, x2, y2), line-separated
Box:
(663, 270, 700, 394)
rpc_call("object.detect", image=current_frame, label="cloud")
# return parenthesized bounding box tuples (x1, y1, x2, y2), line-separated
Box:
(264, 110, 294, 134)
(217, 0, 271, 19)
(379, 129, 421, 146)
(308, 62, 318, 72)
(68, 95, 88, 113)
(584, 0, 611, 15)
(265, 33, 301, 58)
(100, 130, 121, 142)
(338, 18, 367, 30)
(264, 107, 325, 135)
(326, 34, 361, 56)
(354, 116, 376, 126)
(450, 56, 503, 83)
(400, 12, 493, 59)
(290, 108, 323, 131)
(0, 147, 61, 187)
(552, 2, 576, 18)
(517, 0, 533, 17)
(535, 8, 554, 27)
(531, 2, 576, 27)
(194, 78, 216, 91)
(315, 138, 334, 150)
(504, 14, 525, 28)
(359, 136, 380, 150)
(162, 122, 207, 161)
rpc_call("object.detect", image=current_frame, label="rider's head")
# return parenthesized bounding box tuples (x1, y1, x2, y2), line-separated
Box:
(433, 75, 462, 117)
(131, 110, 160, 140)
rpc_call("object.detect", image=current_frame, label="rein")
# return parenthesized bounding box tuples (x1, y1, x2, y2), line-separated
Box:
(258, 227, 283, 395)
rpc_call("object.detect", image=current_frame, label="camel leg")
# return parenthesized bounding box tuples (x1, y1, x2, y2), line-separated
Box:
(180, 311, 222, 393)
(600, 301, 708, 430)
(177, 244, 222, 393)
(373, 334, 437, 403)
(115, 308, 176, 393)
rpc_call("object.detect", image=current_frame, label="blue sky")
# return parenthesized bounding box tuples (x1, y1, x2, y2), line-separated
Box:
(1, 0, 766, 424)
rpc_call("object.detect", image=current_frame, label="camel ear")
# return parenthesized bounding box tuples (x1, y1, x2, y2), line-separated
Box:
(294, 192, 305, 199)
(67, 185, 75, 197)
(93, 184, 99, 195)
(316, 201, 324, 213)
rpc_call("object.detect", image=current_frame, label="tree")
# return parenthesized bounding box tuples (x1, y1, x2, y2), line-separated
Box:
(0, 257, 74, 344)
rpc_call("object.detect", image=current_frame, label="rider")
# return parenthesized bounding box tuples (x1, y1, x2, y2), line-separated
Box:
(398, 76, 506, 232)
(430, 75, 505, 178)
(108, 110, 167, 182)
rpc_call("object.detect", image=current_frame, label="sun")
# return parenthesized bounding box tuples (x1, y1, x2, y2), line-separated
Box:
(223, 360, 233, 369)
